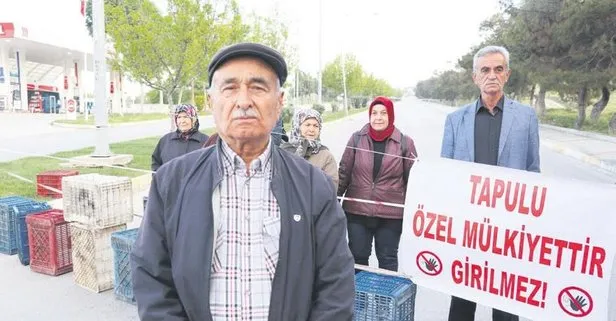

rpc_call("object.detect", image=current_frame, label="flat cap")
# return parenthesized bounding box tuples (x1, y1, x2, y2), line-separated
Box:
(208, 42, 288, 87)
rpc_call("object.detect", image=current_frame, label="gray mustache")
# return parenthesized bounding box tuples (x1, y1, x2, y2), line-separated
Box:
(232, 108, 258, 119)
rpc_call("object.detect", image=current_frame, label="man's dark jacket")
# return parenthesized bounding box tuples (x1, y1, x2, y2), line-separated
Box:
(272, 116, 288, 146)
(131, 141, 355, 321)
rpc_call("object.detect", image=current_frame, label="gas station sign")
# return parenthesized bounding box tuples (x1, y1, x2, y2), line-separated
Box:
(0, 23, 15, 39)
(66, 98, 77, 120)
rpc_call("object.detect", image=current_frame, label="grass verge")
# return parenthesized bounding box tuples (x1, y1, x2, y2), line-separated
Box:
(0, 129, 214, 199)
(323, 107, 369, 122)
(541, 95, 616, 135)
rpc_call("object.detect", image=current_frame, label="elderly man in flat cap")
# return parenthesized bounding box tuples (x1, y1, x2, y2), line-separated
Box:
(131, 43, 355, 321)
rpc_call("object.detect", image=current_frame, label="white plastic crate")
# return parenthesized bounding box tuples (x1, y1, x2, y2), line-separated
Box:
(70, 222, 127, 293)
(62, 174, 133, 228)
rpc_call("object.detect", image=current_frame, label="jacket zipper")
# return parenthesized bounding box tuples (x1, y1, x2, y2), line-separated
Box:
(370, 182, 376, 216)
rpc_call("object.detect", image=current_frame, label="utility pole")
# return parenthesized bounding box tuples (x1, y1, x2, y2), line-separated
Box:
(92, 0, 111, 157)
(317, 0, 323, 104)
(341, 54, 348, 116)
(341, 13, 349, 116)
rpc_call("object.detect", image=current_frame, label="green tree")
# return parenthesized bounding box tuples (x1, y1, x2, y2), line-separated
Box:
(417, 0, 615, 126)
(102, 0, 212, 105)
(244, 11, 297, 92)
(295, 70, 317, 97)
(89, 0, 293, 109)
(323, 53, 401, 100)
(362, 74, 397, 98)
(500, 0, 615, 128)
(322, 54, 365, 97)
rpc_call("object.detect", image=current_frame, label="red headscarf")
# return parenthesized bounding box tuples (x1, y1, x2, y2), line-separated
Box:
(368, 96, 395, 142)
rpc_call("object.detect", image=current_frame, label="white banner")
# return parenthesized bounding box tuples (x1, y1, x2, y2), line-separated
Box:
(400, 157, 616, 320)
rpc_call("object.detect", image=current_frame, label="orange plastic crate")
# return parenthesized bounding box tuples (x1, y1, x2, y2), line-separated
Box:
(36, 170, 79, 198)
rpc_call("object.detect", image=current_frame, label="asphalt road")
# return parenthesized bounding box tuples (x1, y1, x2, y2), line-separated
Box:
(1, 97, 615, 320)
(0, 113, 214, 162)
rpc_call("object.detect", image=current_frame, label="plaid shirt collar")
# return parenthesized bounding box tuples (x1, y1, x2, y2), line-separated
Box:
(219, 138, 273, 176)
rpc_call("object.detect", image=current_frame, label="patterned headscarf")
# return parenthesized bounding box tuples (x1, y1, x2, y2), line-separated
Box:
(174, 104, 200, 140)
(289, 108, 323, 155)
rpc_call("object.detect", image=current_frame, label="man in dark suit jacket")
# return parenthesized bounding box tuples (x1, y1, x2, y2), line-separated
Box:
(440, 45, 540, 321)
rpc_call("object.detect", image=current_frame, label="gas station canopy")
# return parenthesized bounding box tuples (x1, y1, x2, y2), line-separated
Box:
(0, 22, 93, 112)
(6, 37, 93, 85)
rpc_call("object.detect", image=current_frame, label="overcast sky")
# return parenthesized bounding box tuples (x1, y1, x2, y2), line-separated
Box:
(155, 0, 500, 88)
(1, 0, 501, 89)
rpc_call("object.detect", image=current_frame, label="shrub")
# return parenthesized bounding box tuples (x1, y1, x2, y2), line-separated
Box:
(313, 104, 325, 115)
(281, 108, 293, 125)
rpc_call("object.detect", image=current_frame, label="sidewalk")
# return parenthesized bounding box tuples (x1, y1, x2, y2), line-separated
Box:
(540, 124, 616, 174)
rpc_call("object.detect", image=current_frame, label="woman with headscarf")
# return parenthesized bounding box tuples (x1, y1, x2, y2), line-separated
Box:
(151, 104, 209, 171)
(280, 108, 338, 187)
(337, 96, 418, 272)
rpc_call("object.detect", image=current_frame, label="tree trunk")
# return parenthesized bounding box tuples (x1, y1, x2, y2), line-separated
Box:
(529, 84, 536, 108)
(204, 82, 209, 111)
(140, 83, 145, 113)
(608, 113, 616, 135)
(178, 88, 184, 105)
(191, 80, 196, 106)
(166, 91, 174, 107)
(167, 91, 175, 131)
(118, 72, 124, 117)
(536, 87, 546, 117)
(589, 86, 610, 123)
(574, 87, 588, 130)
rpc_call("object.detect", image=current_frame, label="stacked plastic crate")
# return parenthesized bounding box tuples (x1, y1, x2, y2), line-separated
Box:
(35, 170, 80, 198)
(111, 228, 139, 304)
(26, 209, 73, 276)
(354, 271, 417, 321)
(62, 174, 133, 293)
(0, 196, 51, 265)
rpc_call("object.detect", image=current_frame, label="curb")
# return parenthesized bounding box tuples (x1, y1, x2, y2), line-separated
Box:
(50, 118, 169, 129)
(541, 139, 616, 174)
(539, 124, 616, 144)
(50, 122, 96, 129)
(324, 111, 366, 125)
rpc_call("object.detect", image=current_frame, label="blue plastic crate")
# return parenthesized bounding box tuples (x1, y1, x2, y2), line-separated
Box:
(16, 211, 48, 265)
(0, 198, 50, 256)
(0, 197, 37, 255)
(0, 196, 31, 204)
(354, 271, 417, 321)
(111, 228, 139, 304)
